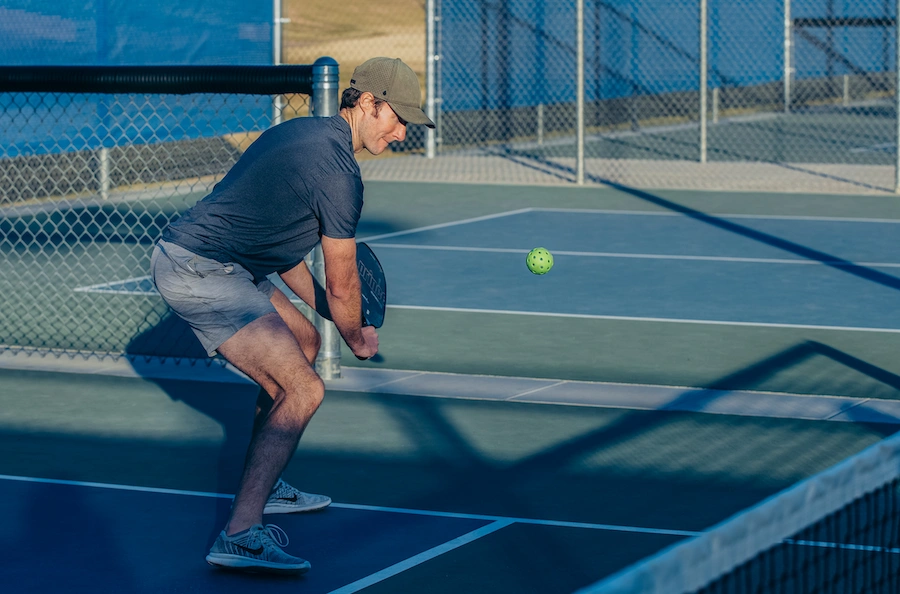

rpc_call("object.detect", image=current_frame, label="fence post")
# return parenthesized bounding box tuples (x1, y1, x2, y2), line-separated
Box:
(426, 0, 438, 158)
(272, 0, 290, 125)
(895, 0, 900, 193)
(537, 103, 544, 144)
(784, 0, 793, 113)
(98, 147, 110, 200)
(310, 57, 342, 379)
(712, 87, 719, 124)
(311, 56, 339, 118)
(699, 0, 708, 163)
(576, 0, 585, 185)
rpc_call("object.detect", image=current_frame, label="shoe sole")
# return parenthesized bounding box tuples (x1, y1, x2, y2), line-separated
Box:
(263, 499, 332, 514)
(206, 554, 311, 575)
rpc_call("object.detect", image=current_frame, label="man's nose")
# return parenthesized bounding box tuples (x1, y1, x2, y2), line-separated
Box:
(395, 125, 407, 142)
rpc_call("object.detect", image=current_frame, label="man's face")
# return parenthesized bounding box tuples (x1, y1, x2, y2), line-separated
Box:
(360, 101, 407, 155)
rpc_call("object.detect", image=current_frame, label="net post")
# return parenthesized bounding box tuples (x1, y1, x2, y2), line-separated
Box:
(309, 56, 342, 379)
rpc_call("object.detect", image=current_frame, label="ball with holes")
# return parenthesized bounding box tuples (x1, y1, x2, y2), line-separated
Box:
(526, 247, 554, 275)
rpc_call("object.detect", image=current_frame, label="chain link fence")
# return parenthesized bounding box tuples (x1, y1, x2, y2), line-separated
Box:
(2, 1, 898, 366)
(0, 77, 317, 364)
(355, 0, 900, 195)
(279, 0, 426, 112)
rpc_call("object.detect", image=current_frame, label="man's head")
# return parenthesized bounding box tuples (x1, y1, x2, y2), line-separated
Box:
(339, 57, 434, 156)
(347, 57, 435, 129)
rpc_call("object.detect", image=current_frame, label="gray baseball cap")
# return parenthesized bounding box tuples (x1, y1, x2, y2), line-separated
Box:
(350, 57, 435, 128)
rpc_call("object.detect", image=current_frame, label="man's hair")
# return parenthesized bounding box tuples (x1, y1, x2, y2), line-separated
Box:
(340, 87, 385, 113)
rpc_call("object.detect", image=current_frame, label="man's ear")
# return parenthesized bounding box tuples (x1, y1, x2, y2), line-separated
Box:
(358, 92, 376, 116)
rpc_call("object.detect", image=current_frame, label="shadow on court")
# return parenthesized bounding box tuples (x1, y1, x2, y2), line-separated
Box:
(59, 310, 892, 592)
(100, 179, 900, 591)
(494, 146, 900, 291)
(0, 329, 895, 591)
(0, 478, 142, 593)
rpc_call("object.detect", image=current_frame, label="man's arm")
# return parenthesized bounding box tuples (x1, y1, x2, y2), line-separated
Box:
(279, 259, 332, 322)
(282, 237, 378, 360)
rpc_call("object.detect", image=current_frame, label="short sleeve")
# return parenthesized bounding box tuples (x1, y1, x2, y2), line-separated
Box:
(312, 173, 364, 239)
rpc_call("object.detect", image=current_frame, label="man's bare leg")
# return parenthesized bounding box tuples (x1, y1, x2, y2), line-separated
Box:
(217, 311, 324, 535)
(251, 289, 321, 434)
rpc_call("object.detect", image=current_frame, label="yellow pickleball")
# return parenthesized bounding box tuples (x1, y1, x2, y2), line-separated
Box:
(526, 247, 554, 275)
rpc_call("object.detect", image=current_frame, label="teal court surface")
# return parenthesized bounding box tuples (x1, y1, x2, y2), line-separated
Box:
(3, 180, 900, 592)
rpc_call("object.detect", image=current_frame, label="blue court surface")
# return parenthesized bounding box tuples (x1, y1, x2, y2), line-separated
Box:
(0, 476, 495, 593)
(77, 207, 900, 332)
(9, 194, 900, 592)
(0, 362, 894, 594)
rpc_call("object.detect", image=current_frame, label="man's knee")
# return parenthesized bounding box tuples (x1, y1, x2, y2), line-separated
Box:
(306, 328, 322, 363)
(305, 374, 325, 409)
(276, 373, 325, 418)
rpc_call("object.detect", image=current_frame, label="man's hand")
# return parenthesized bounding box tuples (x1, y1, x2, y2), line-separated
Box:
(353, 326, 379, 360)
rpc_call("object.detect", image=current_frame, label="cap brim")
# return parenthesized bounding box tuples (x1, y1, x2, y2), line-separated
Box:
(389, 102, 436, 129)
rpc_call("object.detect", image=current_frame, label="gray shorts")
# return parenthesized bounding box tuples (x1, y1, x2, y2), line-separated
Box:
(150, 240, 277, 357)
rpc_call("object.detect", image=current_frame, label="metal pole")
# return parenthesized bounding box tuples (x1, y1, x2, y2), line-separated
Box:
(784, 0, 792, 113)
(306, 244, 341, 379)
(311, 56, 339, 118)
(895, 0, 900, 192)
(712, 87, 719, 124)
(99, 147, 109, 200)
(699, 0, 707, 163)
(537, 103, 544, 144)
(576, 0, 585, 185)
(272, 0, 285, 125)
(310, 57, 342, 378)
(425, 0, 437, 158)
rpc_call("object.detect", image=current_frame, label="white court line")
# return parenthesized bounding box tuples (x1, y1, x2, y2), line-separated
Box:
(73, 288, 152, 296)
(0, 474, 233, 500)
(0, 473, 698, 537)
(69, 278, 900, 333)
(357, 208, 534, 242)
(385, 305, 900, 334)
(332, 502, 697, 536)
(369, 243, 900, 268)
(73, 275, 156, 294)
(850, 142, 896, 154)
(786, 538, 900, 555)
(326, 520, 516, 594)
(527, 207, 900, 224)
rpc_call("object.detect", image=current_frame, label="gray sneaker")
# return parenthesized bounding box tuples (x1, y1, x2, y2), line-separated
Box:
(264, 478, 332, 514)
(206, 524, 310, 574)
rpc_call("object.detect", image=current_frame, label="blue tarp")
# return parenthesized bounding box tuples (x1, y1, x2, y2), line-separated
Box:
(441, 0, 897, 112)
(0, 0, 271, 65)
(0, 1, 272, 156)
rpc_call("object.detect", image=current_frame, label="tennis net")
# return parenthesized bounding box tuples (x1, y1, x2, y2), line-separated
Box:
(577, 429, 900, 593)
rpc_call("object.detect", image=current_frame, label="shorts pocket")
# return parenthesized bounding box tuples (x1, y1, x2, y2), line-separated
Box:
(186, 255, 235, 278)
(158, 241, 235, 278)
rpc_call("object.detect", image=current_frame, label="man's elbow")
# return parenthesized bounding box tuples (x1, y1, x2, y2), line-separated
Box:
(327, 281, 357, 302)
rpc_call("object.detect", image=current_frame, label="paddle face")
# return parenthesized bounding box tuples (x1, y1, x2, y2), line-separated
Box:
(357, 242, 386, 328)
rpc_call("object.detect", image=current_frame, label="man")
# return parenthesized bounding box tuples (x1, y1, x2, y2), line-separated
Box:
(150, 57, 435, 574)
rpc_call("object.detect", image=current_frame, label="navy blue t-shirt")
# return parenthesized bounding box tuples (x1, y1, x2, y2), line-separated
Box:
(162, 115, 363, 281)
